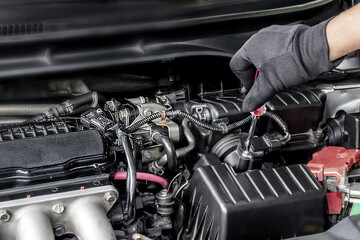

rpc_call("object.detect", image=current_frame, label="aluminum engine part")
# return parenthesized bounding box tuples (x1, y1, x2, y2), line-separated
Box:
(0, 178, 118, 240)
(338, 168, 360, 203)
(133, 103, 180, 142)
(315, 79, 360, 119)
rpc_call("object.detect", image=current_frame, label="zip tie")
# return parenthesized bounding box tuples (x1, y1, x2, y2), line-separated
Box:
(216, 122, 228, 134)
(117, 131, 127, 138)
(116, 129, 128, 145)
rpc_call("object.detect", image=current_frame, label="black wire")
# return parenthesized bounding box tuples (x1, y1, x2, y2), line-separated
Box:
(124, 109, 289, 140)
(263, 112, 289, 135)
(120, 134, 136, 221)
(125, 112, 161, 132)
(125, 110, 252, 134)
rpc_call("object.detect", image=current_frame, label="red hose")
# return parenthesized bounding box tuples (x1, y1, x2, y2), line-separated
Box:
(114, 172, 169, 189)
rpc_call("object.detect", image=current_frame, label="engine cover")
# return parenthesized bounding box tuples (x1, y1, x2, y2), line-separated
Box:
(182, 154, 325, 240)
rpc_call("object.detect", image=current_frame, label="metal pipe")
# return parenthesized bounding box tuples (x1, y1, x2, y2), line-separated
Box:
(0, 104, 58, 116)
(152, 132, 177, 172)
(27, 92, 98, 122)
(157, 119, 195, 167)
(15, 206, 54, 240)
(68, 198, 116, 240)
(132, 233, 152, 240)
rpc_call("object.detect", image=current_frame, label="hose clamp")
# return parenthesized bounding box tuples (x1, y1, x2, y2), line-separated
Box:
(149, 161, 164, 175)
(63, 100, 74, 114)
(115, 129, 127, 145)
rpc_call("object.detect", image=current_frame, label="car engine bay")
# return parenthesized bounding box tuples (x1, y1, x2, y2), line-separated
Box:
(0, 53, 359, 240)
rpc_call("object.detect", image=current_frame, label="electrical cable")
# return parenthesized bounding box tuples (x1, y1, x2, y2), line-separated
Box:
(125, 110, 252, 134)
(118, 134, 136, 221)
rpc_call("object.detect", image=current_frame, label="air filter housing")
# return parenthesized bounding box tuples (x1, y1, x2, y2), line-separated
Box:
(182, 154, 325, 240)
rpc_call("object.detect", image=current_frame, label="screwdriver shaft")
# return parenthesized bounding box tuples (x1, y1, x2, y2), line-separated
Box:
(244, 114, 258, 152)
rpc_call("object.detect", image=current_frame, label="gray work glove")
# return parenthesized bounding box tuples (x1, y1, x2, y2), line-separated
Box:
(230, 19, 343, 112)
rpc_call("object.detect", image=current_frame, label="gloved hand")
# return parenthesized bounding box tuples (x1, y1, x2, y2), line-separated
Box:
(230, 19, 343, 112)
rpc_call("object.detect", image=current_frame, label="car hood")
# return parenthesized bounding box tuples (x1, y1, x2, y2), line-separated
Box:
(0, 0, 341, 80)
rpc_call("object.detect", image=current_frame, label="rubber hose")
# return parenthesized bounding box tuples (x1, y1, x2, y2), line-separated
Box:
(27, 92, 97, 122)
(114, 172, 169, 189)
(68, 92, 96, 109)
(152, 132, 177, 172)
(120, 134, 136, 220)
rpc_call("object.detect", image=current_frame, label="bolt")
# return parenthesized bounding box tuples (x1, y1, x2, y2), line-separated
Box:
(144, 109, 152, 117)
(159, 189, 168, 197)
(93, 180, 101, 186)
(104, 192, 118, 205)
(0, 210, 11, 222)
(54, 224, 65, 237)
(52, 204, 65, 214)
(314, 128, 323, 138)
(144, 151, 152, 159)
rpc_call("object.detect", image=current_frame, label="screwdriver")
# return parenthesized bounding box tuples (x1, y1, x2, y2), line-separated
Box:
(244, 105, 266, 152)
(243, 69, 266, 153)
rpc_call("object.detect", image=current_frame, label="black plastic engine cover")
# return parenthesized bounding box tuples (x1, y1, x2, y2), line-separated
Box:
(182, 154, 325, 240)
(0, 129, 112, 190)
(173, 89, 325, 153)
(265, 89, 326, 134)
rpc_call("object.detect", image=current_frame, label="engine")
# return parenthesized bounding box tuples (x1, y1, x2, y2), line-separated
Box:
(0, 57, 359, 240)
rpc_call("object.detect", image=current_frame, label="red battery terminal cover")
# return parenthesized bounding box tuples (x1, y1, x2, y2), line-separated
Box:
(307, 147, 360, 214)
(307, 147, 360, 183)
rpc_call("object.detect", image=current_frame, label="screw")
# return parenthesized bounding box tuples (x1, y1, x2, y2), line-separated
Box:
(104, 192, 118, 205)
(52, 204, 65, 214)
(54, 224, 66, 237)
(0, 210, 11, 222)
